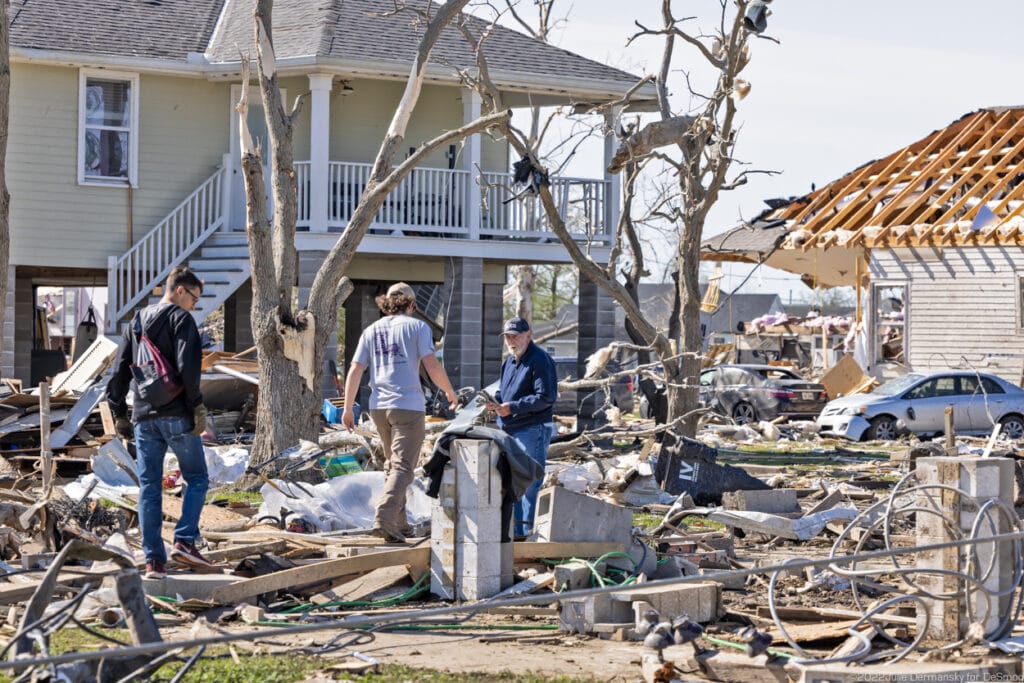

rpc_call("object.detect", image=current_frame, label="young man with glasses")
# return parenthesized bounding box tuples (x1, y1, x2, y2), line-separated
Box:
(106, 265, 213, 578)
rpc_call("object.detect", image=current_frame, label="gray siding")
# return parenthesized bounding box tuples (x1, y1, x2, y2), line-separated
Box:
(870, 247, 1024, 383)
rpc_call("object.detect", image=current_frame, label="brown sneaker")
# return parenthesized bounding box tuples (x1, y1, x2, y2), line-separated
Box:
(144, 561, 167, 579)
(170, 539, 215, 568)
(370, 524, 406, 544)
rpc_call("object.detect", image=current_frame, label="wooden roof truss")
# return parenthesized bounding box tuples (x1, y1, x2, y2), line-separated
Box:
(770, 109, 1024, 251)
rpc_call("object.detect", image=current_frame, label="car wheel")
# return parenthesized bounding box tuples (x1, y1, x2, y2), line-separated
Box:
(731, 401, 757, 425)
(999, 414, 1024, 440)
(866, 415, 899, 441)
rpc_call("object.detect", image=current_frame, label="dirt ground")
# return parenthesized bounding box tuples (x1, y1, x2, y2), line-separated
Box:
(163, 623, 646, 680)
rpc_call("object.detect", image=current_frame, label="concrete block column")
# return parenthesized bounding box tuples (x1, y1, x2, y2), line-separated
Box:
(443, 257, 483, 391)
(482, 283, 503, 384)
(914, 456, 1014, 641)
(430, 439, 511, 600)
(1, 267, 15, 380)
(576, 276, 617, 429)
(343, 281, 381, 410)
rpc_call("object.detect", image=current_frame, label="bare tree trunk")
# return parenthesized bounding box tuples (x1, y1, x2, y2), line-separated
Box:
(513, 265, 534, 321)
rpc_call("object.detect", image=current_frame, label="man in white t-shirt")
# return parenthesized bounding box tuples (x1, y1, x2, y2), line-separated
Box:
(342, 282, 456, 542)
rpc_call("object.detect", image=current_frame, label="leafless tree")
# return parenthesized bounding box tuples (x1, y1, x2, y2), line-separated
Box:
(237, 0, 510, 473)
(466, 0, 776, 439)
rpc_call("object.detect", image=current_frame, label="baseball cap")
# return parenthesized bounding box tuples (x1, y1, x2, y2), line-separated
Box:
(502, 317, 530, 335)
(386, 282, 415, 299)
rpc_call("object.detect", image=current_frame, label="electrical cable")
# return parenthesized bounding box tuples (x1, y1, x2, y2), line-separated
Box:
(765, 471, 1024, 665)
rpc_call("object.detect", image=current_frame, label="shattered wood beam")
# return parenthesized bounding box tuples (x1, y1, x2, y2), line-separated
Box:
(606, 115, 695, 174)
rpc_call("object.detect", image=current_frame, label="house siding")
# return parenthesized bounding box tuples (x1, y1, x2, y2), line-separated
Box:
(329, 80, 506, 172)
(9, 64, 228, 270)
(871, 247, 1024, 382)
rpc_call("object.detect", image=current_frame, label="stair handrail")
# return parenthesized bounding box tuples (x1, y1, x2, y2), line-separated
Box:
(106, 164, 228, 333)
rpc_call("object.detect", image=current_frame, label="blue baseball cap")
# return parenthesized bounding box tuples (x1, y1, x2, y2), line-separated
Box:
(502, 317, 530, 334)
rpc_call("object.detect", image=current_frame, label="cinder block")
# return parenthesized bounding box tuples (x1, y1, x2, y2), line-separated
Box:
(560, 592, 615, 633)
(609, 582, 722, 623)
(430, 561, 456, 600)
(534, 486, 633, 543)
(451, 541, 502, 579)
(458, 573, 501, 600)
(722, 489, 800, 514)
(553, 560, 604, 591)
(500, 542, 515, 589)
(452, 440, 503, 509)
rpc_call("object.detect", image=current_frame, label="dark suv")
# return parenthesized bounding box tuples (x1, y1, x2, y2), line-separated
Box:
(552, 357, 635, 416)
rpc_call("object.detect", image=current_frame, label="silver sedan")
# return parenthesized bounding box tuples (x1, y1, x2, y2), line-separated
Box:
(816, 371, 1024, 441)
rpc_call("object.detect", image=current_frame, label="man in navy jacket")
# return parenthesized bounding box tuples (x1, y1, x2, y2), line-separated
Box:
(486, 317, 558, 539)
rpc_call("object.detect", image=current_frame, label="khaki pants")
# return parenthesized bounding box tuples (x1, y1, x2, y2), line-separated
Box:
(369, 408, 426, 530)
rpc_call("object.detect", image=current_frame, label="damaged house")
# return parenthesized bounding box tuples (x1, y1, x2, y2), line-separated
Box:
(703, 106, 1024, 383)
(2, 0, 657, 400)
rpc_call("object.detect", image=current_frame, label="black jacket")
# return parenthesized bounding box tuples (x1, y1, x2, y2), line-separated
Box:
(106, 302, 204, 423)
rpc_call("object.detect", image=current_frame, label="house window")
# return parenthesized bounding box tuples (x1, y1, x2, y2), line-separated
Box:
(78, 70, 139, 186)
(873, 284, 906, 364)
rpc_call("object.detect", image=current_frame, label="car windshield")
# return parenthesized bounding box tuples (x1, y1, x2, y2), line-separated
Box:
(874, 373, 925, 396)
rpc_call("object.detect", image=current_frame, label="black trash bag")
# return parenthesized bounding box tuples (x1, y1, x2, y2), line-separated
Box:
(654, 436, 770, 505)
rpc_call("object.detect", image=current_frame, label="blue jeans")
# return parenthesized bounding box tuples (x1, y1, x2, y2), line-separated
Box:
(135, 416, 209, 564)
(508, 422, 553, 538)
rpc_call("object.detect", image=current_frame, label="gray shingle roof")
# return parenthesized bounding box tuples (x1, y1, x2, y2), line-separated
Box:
(206, 0, 642, 89)
(10, 0, 224, 61)
(701, 219, 788, 259)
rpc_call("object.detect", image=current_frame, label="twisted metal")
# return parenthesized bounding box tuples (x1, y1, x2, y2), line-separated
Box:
(769, 471, 1024, 665)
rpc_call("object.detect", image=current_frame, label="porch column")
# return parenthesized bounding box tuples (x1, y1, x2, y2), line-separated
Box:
(603, 106, 623, 243)
(462, 91, 482, 240)
(577, 276, 616, 430)
(444, 257, 483, 390)
(482, 282, 503, 385)
(308, 74, 332, 233)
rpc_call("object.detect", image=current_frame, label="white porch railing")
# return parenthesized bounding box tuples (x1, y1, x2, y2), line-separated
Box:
(106, 167, 226, 332)
(293, 161, 609, 240)
(480, 172, 612, 243)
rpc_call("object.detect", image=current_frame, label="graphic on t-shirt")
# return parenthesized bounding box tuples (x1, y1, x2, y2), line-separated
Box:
(373, 328, 406, 363)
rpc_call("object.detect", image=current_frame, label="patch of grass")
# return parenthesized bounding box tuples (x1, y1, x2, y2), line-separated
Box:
(633, 511, 662, 532)
(46, 629, 322, 683)
(678, 515, 725, 531)
(206, 489, 262, 506)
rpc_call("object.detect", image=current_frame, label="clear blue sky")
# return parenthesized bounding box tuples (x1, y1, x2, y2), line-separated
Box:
(494, 0, 1024, 302)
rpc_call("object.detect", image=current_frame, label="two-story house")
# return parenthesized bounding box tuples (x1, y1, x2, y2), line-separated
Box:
(6, 0, 657, 393)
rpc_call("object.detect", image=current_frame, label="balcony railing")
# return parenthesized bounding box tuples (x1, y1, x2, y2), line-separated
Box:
(293, 161, 612, 243)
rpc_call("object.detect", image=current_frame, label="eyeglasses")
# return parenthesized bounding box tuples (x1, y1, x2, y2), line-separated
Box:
(184, 288, 201, 303)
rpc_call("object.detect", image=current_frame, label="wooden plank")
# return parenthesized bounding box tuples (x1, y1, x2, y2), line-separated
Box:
(210, 546, 429, 604)
(98, 401, 116, 437)
(329, 565, 412, 602)
(513, 541, 624, 561)
(202, 540, 289, 564)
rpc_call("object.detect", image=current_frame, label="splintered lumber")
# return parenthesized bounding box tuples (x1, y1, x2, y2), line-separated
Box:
(210, 546, 429, 604)
(513, 541, 623, 562)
